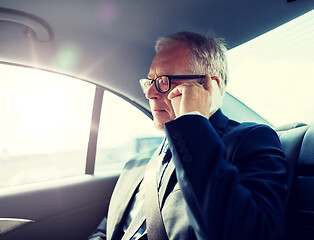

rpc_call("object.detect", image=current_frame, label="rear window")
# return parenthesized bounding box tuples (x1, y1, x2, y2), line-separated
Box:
(227, 10, 314, 126)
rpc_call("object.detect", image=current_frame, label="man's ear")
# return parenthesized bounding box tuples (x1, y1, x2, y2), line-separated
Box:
(211, 76, 221, 88)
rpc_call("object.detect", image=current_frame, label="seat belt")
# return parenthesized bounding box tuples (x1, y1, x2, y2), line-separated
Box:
(144, 155, 169, 240)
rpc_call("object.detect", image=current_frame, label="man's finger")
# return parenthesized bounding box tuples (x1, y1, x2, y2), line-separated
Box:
(168, 86, 182, 100)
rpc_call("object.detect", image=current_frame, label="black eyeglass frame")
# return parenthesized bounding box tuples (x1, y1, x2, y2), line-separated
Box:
(139, 75, 206, 93)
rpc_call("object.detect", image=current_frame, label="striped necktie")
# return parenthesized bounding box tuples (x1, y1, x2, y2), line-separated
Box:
(158, 145, 172, 189)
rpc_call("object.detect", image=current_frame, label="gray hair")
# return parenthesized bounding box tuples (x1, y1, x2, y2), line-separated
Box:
(155, 31, 228, 94)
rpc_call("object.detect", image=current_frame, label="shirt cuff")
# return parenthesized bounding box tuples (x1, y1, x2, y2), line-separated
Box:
(176, 111, 206, 119)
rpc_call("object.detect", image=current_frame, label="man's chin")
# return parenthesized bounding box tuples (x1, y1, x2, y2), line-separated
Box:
(153, 118, 174, 130)
(154, 121, 165, 130)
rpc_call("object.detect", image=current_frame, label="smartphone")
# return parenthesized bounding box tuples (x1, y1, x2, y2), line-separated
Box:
(171, 80, 222, 117)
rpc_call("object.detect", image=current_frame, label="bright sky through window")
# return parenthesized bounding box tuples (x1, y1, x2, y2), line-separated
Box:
(0, 65, 95, 156)
(227, 10, 314, 126)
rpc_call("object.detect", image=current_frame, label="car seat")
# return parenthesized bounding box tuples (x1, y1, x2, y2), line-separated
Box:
(276, 122, 314, 239)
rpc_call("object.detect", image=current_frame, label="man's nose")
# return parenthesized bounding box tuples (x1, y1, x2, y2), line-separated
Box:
(145, 83, 160, 99)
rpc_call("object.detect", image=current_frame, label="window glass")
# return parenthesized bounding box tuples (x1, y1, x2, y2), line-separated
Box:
(95, 91, 164, 174)
(0, 65, 95, 188)
(227, 10, 314, 127)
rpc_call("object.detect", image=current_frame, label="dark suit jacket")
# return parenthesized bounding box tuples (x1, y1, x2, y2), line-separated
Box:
(90, 109, 288, 240)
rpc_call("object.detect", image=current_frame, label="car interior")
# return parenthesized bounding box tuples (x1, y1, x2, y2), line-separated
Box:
(0, 0, 313, 239)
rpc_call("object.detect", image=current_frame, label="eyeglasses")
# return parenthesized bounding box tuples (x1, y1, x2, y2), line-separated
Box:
(139, 75, 205, 93)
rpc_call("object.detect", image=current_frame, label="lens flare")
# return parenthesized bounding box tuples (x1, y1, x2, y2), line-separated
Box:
(97, 2, 119, 23)
(55, 43, 81, 69)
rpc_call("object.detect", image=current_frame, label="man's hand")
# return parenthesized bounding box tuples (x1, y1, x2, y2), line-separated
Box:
(167, 74, 217, 118)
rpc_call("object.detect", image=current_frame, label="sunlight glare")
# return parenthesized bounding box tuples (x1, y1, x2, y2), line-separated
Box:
(0, 64, 94, 156)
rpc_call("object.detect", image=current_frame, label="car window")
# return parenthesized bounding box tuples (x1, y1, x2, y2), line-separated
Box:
(0, 64, 95, 188)
(227, 10, 314, 127)
(95, 91, 164, 174)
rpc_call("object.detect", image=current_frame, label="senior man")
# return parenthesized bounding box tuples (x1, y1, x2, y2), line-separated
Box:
(89, 31, 287, 240)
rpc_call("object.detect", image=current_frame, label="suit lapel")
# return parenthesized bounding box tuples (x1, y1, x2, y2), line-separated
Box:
(108, 142, 164, 240)
(109, 164, 146, 240)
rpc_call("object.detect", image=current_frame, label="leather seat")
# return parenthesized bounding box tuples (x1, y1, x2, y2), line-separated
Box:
(276, 123, 314, 239)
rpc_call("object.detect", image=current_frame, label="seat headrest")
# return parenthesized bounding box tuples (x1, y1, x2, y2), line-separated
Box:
(277, 122, 314, 176)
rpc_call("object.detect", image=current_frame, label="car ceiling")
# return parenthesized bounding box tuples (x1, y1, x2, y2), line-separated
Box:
(0, 0, 313, 110)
